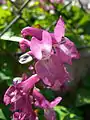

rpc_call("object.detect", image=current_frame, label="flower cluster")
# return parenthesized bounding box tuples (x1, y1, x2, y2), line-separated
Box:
(20, 16, 79, 91)
(0, 0, 6, 4)
(4, 16, 79, 120)
(39, 0, 63, 12)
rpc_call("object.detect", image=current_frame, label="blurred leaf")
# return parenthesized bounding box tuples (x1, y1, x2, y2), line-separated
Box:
(54, 106, 83, 120)
(0, 104, 11, 120)
(1, 33, 22, 42)
(76, 88, 90, 107)
(0, 109, 6, 120)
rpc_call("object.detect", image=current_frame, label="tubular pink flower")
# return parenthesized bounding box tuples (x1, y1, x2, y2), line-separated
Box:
(21, 16, 79, 65)
(3, 74, 40, 120)
(21, 26, 54, 42)
(33, 89, 62, 108)
(29, 29, 70, 90)
(19, 16, 79, 90)
(33, 89, 62, 120)
(4, 74, 40, 104)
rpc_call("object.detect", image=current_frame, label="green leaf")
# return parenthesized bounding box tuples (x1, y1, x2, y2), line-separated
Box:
(0, 104, 11, 120)
(54, 106, 83, 120)
(0, 109, 6, 120)
(1, 33, 22, 42)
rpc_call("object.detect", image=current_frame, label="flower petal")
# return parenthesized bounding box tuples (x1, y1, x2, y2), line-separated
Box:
(3, 86, 15, 105)
(35, 54, 69, 90)
(19, 39, 31, 52)
(30, 37, 42, 60)
(50, 97, 62, 108)
(33, 89, 49, 109)
(44, 108, 56, 120)
(58, 37, 80, 64)
(42, 30, 52, 53)
(17, 74, 40, 93)
(21, 27, 43, 40)
(54, 16, 65, 43)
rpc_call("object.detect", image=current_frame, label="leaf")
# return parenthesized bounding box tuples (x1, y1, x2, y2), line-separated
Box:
(0, 104, 11, 120)
(0, 109, 6, 120)
(54, 106, 69, 120)
(54, 106, 83, 120)
(76, 88, 90, 107)
(1, 33, 22, 42)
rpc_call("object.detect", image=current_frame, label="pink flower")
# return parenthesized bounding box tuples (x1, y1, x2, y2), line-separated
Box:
(39, 0, 63, 11)
(4, 74, 62, 120)
(0, 0, 6, 4)
(4, 74, 40, 105)
(4, 74, 40, 120)
(29, 29, 69, 90)
(50, 0, 63, 4)
(20, 16, 79, 90)
(39, 0, 55, 11)
(33, 89, 62, 120)
(21, 17, 79, 65)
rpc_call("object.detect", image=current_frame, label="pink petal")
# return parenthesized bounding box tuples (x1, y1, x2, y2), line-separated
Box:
(35, 54, 69, 90)
(64, 37, 80, 59)
(33, 89, 61, 109)
(17, 74, 40, 92)
(12, 95, 36, 120)
(42, 30, 52, 53)
(3, 86, 15, 105)
(33, 89, 50, 109)
(30, 37, 42, 60)
(54, 16, 65, 43)
(58, 37, 80, 64)
(19, 39, 31, 52)
(50, 97, 62, 108)
(21, 27, 43, 40)
(44, 108, 56, 120)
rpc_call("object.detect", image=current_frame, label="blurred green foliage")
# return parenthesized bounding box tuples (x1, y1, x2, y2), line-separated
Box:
(0, 0, 90, 119)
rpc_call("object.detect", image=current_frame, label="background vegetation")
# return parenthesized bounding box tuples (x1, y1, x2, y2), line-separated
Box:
(0, 0, 90, 119)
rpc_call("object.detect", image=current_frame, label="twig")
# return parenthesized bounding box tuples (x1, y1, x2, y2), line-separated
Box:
(46, 1, 72, 31)
(60, 1, 72, 12)
(0, 15, 21, 37)
(9, 0, 19, 9)
(46, 20, 56, 31)
(0, 0, 30, 37)
(78, 0, 87, 13)
(9, 0, 30, 25)
(18, 0, 30, 14)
